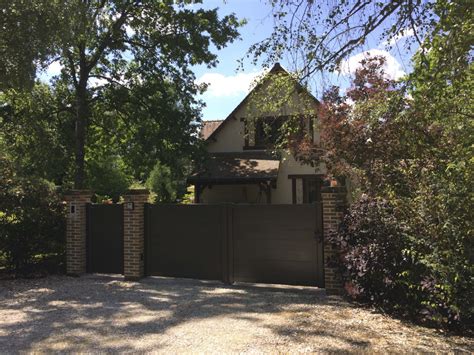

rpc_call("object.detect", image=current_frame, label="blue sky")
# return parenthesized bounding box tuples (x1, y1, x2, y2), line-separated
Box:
(41, 0, 417, 121)
(193, 1, 417, 121)
(192, 0, 276, 120)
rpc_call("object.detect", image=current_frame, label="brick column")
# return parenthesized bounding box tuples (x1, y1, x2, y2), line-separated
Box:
(123, 189, 149, 281)
(321, 186, 346, 295)
(64, 190, 92, 276)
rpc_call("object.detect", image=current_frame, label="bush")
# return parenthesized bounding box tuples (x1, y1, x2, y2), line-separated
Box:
(146, 161, 178, 203)
(86, 155, 132, 202)
(330, 195, 473, 330)
(0, 156, 66, 274)
(329, 196, 426, 312)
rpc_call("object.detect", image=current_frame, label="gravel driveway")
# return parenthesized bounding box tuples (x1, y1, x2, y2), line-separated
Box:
(0, 275, 472, 353)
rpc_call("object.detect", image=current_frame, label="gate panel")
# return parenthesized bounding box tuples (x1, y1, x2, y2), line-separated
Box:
(87, 204, 124, 274)
(145, 204, 225, 281)
(232, 204, 323, 287)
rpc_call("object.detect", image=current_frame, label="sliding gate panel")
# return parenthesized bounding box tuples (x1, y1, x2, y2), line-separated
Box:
(145, 204, 225, 281)
(232, 204, 323, 287)
(87, 204, 124, 274)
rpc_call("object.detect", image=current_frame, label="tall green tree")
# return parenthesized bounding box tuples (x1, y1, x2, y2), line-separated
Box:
(1, 1, 242, 188)
(0, 71, 206, 198)
(318, 54, 473, 328)
(0, 0, 61, 90)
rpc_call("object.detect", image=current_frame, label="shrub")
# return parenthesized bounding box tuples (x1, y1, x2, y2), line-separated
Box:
(86, 155, 132, 202)
(330, 195, 473, 330)
(0, 156, 66, 273)
(146, 161, 178, 203)
(330, 196, 425, 312)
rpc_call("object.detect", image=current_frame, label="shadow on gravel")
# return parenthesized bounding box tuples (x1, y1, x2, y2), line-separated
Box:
(0, 275, 471, 352)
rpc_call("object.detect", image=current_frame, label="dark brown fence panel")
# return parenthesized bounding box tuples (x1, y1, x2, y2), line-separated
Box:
(145, 204, 225, 281)
(232, 204, 323, 287)
(86, 204, 124, 274)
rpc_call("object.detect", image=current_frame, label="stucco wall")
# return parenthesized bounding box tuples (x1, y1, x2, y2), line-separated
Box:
(207, 117, 245, 153)
(199, 152, 326, 205)
(271, 151, 326, 204)
(202, 73, 325, 205)
(206, 79, 319, 154)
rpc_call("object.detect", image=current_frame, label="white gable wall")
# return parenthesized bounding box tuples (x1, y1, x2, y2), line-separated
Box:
(203, 74, 325, 204)
(207, 117, 244, 153)
(207, 85, 319, 152)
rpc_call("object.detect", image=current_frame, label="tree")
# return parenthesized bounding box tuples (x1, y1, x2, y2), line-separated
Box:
(0, 71, 207, 196)
(319, 55, 473, 328)
(1, 1, 242, 188)
(315, 56, 411, 195)
(0, 0, 61, 90)
(146, 161, 177, 203)
(0, 84, 75, 184)
(0, 154, 66, 272)
(249, 0, 473, 328)
(250, 1, 471, 80)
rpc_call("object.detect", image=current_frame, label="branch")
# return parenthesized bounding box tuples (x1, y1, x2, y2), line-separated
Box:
(64, 49, 78, 88)
(89, 73, 154, 112)
(305, 1, 402, 78)
(86, 4, 135, 73)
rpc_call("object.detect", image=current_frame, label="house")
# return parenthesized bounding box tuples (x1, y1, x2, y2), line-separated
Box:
(188, 63, 328, 204)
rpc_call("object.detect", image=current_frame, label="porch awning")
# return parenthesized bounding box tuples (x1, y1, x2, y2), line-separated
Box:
(187, 152, 280, 184)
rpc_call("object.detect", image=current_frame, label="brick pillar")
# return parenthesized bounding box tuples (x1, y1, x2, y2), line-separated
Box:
(64, 190, 92, 276)
(123, 189, 149, 281)
(321, 186, 346, 295)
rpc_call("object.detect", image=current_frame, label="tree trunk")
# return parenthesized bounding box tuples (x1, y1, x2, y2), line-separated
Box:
(74, 82, 88, 189)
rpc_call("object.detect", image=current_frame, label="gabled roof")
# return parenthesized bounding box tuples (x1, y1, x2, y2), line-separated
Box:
(205, 63, 320, 142)
(200, 120, 223, 140)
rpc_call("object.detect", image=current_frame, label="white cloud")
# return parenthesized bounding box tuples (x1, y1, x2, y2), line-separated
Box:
(338, 49, 406, 80)
(382, 28, 415, 47)
(45, 61, 63, 76)
(125, 25, 135, 37)
(197, 70, 264, 97)
(89, 76, 109, 88)
(37, 60, 63, 82)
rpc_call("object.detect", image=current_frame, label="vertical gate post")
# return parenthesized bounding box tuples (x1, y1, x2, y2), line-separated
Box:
(123, 189, 149, 281)
(64, 190, 93, 276)
(224, 204, 234, 284)
(321, 186, 347, 295)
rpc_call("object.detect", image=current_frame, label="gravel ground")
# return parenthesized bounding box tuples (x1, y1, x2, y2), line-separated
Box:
(0, 275, 472, 353)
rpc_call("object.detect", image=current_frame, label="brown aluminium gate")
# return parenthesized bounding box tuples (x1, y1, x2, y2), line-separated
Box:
(145, 203, 323, 287)
(232, 204, 323, 286)
(86, 204, 124, 274)
(145, 204, 226, 281)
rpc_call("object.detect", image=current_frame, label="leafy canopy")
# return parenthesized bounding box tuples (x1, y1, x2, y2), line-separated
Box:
(0, 1, 244, 190)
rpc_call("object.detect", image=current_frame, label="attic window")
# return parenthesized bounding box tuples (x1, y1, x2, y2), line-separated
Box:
(255, 116, 286, 147)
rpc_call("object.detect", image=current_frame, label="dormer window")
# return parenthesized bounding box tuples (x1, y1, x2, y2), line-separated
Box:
(244, 115, 315, 150)
(255, 116, 286, 147)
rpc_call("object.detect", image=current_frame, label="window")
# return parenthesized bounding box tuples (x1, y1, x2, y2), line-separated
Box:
(245, 115, 316, 150)
(290, 175, 321, 204)
(303, 178, 320, 203)
(254, 116, 286, 147)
